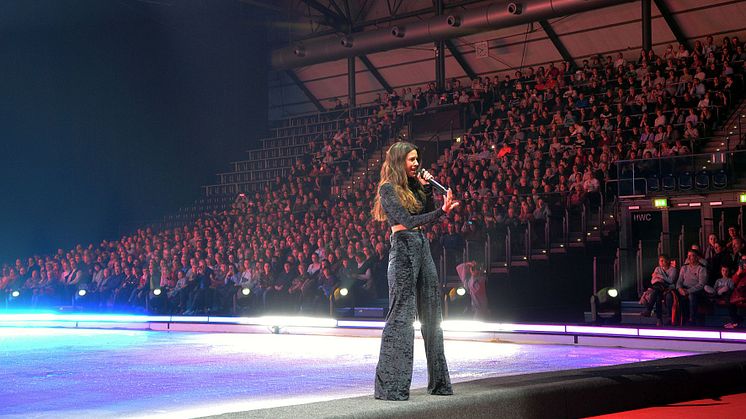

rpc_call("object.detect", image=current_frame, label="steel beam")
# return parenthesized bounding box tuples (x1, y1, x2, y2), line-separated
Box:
(653, 0, 688, 48)
(539, 20, 576, 69)
(444, 39, 477, 80)
(285, 70, 325, 112)
(435, 0, 446, 91)
(273, 0, 633, 70)
(302, 0, 348, 31)
(348, 56, 356, 108)
(359, 55, 393, 93)
(641, 0, 652, 52)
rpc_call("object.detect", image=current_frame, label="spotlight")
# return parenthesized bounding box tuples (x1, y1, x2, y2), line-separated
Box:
(446, 15, 461, 27)
(153, 288, 162, 297)
(391, 26, 405, 38)
(333, 287, 350, 301)
(340, 36, 353, 48)
(507, 2, 523, 15)
(11, 290, 20, 298)
(591, 286, 621, 323)
(455, 136, 462, 143)
(77, 289, 87, 297)
(241, 287, 251, 296)
(456, 287, 466, 296)
(595, 286, 619, 305)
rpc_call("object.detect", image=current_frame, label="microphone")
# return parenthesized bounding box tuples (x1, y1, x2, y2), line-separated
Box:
(417, 169, 449, 194)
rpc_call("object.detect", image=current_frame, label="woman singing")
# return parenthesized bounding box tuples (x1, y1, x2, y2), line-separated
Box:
(371, 141, 459, 401)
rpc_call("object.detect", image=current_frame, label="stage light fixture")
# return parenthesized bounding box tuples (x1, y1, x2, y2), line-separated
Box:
(391, 26, 405, 38)
(590, 286, 621, 323)
(507, 2, 523, 15)
(11, 290, 20, 298)
(241, 288, 251, 296)
(339, 288, 349, 297)
(446, 15, 461, 27)
(77, 289, 87, 297)
(456, 287, 466, 296)
(153, 288, 162, 296)
(293, 45, 306, 57)
(340, 36, 353, 48)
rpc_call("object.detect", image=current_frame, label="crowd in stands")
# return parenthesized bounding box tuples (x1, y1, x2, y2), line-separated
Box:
(641, 226, 746, 328)
(1, 36, 745, 327)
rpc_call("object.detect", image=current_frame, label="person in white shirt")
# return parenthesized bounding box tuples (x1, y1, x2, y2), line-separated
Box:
(705, 265, 735, 299)
(642, 254, 678, 324)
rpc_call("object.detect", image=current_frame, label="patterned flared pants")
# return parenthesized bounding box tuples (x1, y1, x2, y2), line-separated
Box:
(374, 230, 453, 400)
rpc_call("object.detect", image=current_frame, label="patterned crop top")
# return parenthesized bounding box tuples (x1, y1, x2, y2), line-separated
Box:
(378, 178, 445, 228)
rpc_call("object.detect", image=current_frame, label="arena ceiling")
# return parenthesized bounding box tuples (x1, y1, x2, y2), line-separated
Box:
(253, 0, 746, 119)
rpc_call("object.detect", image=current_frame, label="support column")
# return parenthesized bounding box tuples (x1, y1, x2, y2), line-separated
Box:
(641, 0, 652, 53)
(434, 0, 445, 92)
(436, 42, 446, 92)
(348, 56, 356, 110)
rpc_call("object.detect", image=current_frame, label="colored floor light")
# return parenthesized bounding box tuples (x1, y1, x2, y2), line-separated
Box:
(720, 331, 746, 341)
(566, 326, 638, 336)
(337, 320, 386, 328)
(638, 329, 721, 339)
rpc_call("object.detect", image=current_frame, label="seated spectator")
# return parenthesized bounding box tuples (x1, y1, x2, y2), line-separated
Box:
(641, 254, 678, 324)
(668, 249, 707, 325)
(705, 265, 734, 302)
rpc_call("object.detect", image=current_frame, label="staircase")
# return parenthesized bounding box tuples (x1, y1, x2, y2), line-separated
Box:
(701, 98, 746, 153)
(333, 126, 406, 196)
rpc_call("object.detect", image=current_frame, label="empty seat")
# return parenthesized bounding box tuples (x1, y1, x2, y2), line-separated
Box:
(678, 171, 693, 191)
(713, 169, 728, 189)
(647, 175, 660, 192)
(695, 170, 710, 190)
(661, 173, 676, 191)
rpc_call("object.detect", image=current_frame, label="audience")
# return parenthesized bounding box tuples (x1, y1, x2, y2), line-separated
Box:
(1, 37, 744, 330)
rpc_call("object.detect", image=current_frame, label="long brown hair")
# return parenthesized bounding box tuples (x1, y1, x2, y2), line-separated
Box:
(371, 141, 424, 222)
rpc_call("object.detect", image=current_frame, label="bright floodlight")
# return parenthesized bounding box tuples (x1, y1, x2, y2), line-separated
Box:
(607, 288, 618, 298)
(340, 288, 349, 297)
(77, 289, 87, 297)
(153, 288, 162, 296)
(11, 290, 20, 298)
(456, 287, 466, 296)
(241, 288, 251, 296)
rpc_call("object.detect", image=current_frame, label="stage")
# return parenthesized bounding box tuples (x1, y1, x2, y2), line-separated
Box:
(1, 317, 745, 418)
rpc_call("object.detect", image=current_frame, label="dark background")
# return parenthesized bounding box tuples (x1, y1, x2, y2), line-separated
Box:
(0, 0, 269, 263)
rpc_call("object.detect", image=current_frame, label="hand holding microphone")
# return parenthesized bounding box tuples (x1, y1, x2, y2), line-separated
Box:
(417, 169, 448, 194)
(417, 169, 458, 214)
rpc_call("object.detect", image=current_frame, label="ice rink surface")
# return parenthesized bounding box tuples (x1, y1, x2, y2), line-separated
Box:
(0, 328, 697, 418)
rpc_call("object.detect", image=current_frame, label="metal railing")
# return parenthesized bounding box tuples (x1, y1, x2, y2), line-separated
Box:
(611, 149, 746, 197)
